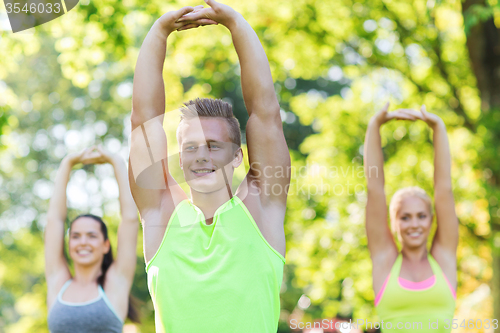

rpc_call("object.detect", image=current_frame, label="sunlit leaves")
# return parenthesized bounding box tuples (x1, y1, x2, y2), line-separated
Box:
(0, 0, 496, 330)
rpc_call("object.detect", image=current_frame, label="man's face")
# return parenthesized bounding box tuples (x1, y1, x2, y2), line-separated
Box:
(178, 117, 242, 193)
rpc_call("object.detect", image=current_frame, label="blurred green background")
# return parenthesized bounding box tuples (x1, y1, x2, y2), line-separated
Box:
(0, 0, 499, 332)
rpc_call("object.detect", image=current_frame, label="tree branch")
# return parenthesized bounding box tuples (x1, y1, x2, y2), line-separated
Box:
(379, 0, 477, 132)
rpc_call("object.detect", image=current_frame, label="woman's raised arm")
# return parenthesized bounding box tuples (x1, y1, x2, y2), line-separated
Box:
(418, 107, 459, 256)
(45, 147, 95, 306)
(365, 104, 412, 258)
(101, 146, 139, 285)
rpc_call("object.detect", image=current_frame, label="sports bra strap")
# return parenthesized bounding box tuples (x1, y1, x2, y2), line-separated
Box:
(98, 285, 124, 324)
(57, 280, 73, 299)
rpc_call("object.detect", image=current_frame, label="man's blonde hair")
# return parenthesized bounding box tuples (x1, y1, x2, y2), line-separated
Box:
(177, 98, 241, 149)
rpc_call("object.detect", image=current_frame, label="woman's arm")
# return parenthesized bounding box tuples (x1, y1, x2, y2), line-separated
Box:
(364, 105, 418, 294)
(45, 148, 93, 307)
(417, 107, 459, 255)
(91, 146, 139, 319)
(401, 106, 458, 288)
(103, 147, 139, 285)
(364, 104, 414, 259)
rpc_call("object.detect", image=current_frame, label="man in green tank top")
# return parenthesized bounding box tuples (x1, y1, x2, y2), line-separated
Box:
(128, 1, 291, 332)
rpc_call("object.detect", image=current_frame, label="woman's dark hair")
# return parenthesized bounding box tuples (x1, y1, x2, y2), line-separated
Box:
(70, 214, 141, 323)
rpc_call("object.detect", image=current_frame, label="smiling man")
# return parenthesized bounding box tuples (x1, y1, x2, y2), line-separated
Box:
(128, 1, 291, 332)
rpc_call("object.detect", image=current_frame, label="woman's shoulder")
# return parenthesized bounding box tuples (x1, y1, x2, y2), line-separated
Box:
(100, 269, 130, 321)
(47, 274, 72, 310)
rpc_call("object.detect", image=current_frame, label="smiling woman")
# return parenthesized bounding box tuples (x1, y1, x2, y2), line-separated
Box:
(389, 187, 433, 243)
(44, 145, 140, 332)
(363, 104, 459, 332)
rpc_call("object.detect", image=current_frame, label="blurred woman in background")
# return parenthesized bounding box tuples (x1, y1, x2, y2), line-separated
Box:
(45, 145, 140, 332)
(363, 104, 458, 332)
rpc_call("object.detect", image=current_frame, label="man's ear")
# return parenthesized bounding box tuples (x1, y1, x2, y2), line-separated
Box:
(179, 145, 183, 169)
(232, 147, 243, 168)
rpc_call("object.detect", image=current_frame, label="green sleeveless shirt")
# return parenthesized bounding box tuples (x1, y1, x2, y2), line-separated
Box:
(146, 195, 285, 333)
(376, 254, 455, 332)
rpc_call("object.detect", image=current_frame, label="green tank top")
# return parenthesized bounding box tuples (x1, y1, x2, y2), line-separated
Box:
(146, 195, 285, 333)
(376, 254, 455, 332)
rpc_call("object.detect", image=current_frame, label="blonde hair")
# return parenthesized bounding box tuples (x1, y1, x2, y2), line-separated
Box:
(389, 186, 433, 235)
(177, 98, 241, 149)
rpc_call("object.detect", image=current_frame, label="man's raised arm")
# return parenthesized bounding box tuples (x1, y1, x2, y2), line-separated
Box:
(228, 7, 291, 203)
(228, 14, 279, 118)
(179, 0, 291, 202)
(132, 7, 197, 127)
(129, 7, 215, 216)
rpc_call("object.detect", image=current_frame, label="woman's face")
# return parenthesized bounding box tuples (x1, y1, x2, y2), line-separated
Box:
(68, 217, 110, 266)
(396, 196, 433, 249)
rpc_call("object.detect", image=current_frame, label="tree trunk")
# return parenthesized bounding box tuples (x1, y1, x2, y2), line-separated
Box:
(463, 0, 500, 111)
(463, 0, 500, 329)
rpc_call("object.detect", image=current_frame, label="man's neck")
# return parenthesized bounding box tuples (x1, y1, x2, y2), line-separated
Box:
(190, 186, 233, 224)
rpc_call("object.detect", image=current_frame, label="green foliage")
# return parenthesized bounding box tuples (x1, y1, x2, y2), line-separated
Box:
(0, 106, 8, 136)
(463, 3, 500, 34)
(0, 0, 496, 331)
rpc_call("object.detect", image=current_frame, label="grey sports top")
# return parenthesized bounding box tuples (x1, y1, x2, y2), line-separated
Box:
(47, 280, 124, 333)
